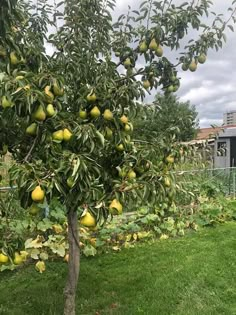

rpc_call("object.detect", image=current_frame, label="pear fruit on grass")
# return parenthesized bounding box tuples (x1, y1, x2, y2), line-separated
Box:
(31, 185, 45, 203)
(26, 123, 37, 136)
(90, 106, 101, 118)
(52, 130, 64, 143)
(33, 105, 46, 121)
(80, 211, 96, 228)
(166, 155, 174, 164)
(63, 128, 73, 142)
(103, 109, 113, 121)
(109, 199, 123, 215)
(0, 253, 9, 263)
(46, 104, 56, 117)
(13, 252, 23, 265)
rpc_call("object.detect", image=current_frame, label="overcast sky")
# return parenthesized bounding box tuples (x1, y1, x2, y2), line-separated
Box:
(113, 0, 236, 128)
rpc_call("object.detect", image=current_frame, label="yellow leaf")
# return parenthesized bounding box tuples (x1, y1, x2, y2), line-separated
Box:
(35, 261, 46, 273)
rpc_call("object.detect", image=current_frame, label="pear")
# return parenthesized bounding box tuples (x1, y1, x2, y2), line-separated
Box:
(86, 92, 97, 102)
(182, 63, 189, 71)
(124, 124, 131, 133)
(53, 82, 64, 96)
(155, 45, 163, 57)
(52, 130, 64, 142)
(35, 261, 46, 273)
(139, 41, 148, 53)
(90, 106, 101, 118)
(13, 252, 23, 265)
(31, 185, 45, 202)
(33, 105, 46, 121)
(66, 176, 75, 188)
(1, 96, 12, 108)
(189, 60, 197, 72)
(120, 115, 128, 124)
(0, 47, 6, 58)
(10, 52, 20, 65)
(198, 54, 206, 64)
(116, 143, 124, 152)
(109, 199, 123, 215)
(44, 85, 54, 103)
(29, 203, 40, 215)
(0, 253, 8, 263)
(164, 177, 171, 187)
(128, 170, 136, 180)
(79, 110, 87, 119)
(26, 123, 37, 136)
(167, 85, 174, 93)
(166, 155, 175, 164)
(80, 211, 96, 227)
(123, 58, 131, 67)
(103, 109, 113, 121)
(149, 38, 159, 51)
(63, 128, 73, 141)
(46, 104, 56, 117)
(105, 127, 113, 139)
(143, 80, 151, 89)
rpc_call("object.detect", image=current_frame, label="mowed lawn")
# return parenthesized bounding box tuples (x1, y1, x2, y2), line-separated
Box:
(0, 222, 235, 315)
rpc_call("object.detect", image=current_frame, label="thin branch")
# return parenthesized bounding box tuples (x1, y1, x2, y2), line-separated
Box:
(23, 136, 38, 163)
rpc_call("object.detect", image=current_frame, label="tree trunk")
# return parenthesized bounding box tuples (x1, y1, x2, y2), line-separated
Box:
(64, 209, 80, 315)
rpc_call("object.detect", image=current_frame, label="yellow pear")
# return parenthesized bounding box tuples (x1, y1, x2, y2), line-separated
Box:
(0, 253, 9, 263)
(164, 177, 171, 187)
(63, 128, 73, 141)
(29, 203, 40, 215)
(86, 92, 97, 102)
(35, 261, 46, 273)
(33, 105, 46, 121)
(116, 143, 124, 152)
(128, 170, 136, 180)
(26, 123, 37, 136)
(123, 58, 131, 67)
(120, 115, 128, 124)
(44, 85, 54, 103)
(143, 80, 151, 89)
(46, 104, 56, 117)
(52, 130, 64, 142)
(90, 106, 101, 118)
(1, 96, 12, 108)
(139, 41, 148, 53)
(149, 38, 159, 51)
(31, 185, 45, 202)
(79, 110, 87, 119)
(189, 60, 197, 72)
(53, 81, 64, 96)
(166, 155, 175, 164)
(13, 253, 23, 265)
(10, 51, 20, 65)
(103, 109, 113, 121)
(80, 211, 96, 228)
(109, 199, 123, 215)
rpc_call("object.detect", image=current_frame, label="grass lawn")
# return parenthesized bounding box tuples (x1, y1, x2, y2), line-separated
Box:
(0, 222, 236, 315)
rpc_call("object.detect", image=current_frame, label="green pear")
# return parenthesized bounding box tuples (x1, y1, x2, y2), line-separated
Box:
(52, 130, 64, 142)
(139, 41, 148, 53)
(79, 110, 87, 119)
(155, 45, 163, 57)
(149, 38, 159, 51)
(198, 54, 206, 64)
(1, 96, 12, 108)
(46, 104, 56, 117)
(189, 60, 197, 72)
(90, 106, 101, 118)
(26, 123, 37, 136)
(33, 105, 46, 121)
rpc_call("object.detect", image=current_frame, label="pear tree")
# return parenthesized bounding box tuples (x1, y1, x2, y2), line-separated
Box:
(0, 0, 236, 314)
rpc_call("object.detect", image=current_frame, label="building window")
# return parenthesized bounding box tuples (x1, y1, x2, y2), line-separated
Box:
(217, 141, 227, 156)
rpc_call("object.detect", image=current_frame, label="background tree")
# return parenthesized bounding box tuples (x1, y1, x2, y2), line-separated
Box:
(134, 94, 199, 142)
(0, 1, 236, 314)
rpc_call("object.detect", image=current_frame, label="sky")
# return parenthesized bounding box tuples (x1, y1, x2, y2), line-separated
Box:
(113, 0, 236, 128)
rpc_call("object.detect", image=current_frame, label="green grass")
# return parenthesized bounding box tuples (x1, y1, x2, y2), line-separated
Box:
(0, 223, 236, 315)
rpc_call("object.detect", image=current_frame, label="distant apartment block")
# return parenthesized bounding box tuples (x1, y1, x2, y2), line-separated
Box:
(223, 111, 236, 125)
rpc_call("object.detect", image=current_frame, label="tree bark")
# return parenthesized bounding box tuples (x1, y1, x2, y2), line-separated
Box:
(64, 209, 80, 315)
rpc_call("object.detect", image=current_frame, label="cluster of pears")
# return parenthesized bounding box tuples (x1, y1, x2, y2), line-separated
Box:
(139, 38, 163, 57)
(182, 54, 207, 72)
(52, 128, 73, 143)
(0, 250, 27, 265)
(163, 73, 180, 93)
(119, 168, 137, 180)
